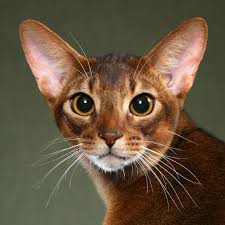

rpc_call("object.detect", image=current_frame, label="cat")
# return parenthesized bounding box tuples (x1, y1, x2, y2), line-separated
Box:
(19, 17, 225, 225)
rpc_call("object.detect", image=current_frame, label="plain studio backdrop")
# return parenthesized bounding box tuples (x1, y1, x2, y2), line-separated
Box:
(1, 0, 225, 224)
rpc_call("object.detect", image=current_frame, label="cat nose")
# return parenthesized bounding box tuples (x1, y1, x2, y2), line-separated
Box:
(99, 129, 123, 148)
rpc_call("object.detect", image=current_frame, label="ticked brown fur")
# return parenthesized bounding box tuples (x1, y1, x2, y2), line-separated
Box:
(92, 115, 225, 225)
(19, 17, 225, 225)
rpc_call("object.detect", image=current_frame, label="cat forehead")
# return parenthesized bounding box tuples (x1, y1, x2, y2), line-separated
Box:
(93, 55, 162, 95)
(66, 53, 161, 98)
(95, 53, 134, 87)
(66, 53, 133, 98)
(94, 64, 133, 92)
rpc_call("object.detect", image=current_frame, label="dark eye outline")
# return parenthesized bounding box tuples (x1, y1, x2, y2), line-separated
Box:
(129, 93, 155, 117)
(70, 92, 95, 116)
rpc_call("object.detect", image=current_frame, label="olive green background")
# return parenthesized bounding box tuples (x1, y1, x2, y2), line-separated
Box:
(1, 0, 225, 224)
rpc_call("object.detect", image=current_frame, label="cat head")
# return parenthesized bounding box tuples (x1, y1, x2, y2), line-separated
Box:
(20, 18, 208, 172)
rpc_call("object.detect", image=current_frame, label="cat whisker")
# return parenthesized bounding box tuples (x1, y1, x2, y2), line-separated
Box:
(133, 160, 139, 176)
(122, 168, 126, 179)
(134, 42, 168, 82)
(163, 157, 201, 185)
(33, 144, 82, 166)
(41, 135, 63, 149)
(133, 48, 151, 82)
(146, 152, 200, 184)
(62, 34, 89, 80)
(143, 152, 199, 208)
(34, 149, 82, 189)
(41, 143, 81, 158)
(75, 67, 90, 80)
(169, 149, 177, 155)
(148, 140, 184, 151)
(140, 146, 186, 160)
(70, 32, 93, 77)
(40, 137, 82, 153)
(141, 151, 184, 208)
(133, 56, 144, 82)
(63, 115, 77, 133)
(60, 153, 86, 191)
(167, 130, 198, 145)
(69, 154, 85, 188)
(34, 146, 82, 167)
(73, 58, 89, 80)
(45, 153, 86, 207)
(136, 158, 153, 193)
(44, 135, 77, 145)
(137, 155, 172, 211)
(135, 160, 149, 192)
(69, 153, 87, 188)
(34, 150, 76, 167)
(160, 157, 180, 180)
(140, 145, 200, 184)
(129, 154, 140, 181)
(142, 140, 184, 155)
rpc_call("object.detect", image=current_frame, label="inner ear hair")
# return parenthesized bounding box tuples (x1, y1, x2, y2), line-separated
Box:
(19, 19, 88, 99)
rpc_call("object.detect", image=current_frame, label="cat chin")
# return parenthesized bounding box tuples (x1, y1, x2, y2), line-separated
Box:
(88, 154, 140, 173)
(88, 155, 125, 172)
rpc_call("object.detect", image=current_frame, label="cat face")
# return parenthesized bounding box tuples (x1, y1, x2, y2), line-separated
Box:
(54, 57, 179, 172)
(20, 18, 208, 172)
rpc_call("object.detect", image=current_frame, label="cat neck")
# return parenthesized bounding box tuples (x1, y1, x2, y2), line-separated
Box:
(81, 111, 196, 205)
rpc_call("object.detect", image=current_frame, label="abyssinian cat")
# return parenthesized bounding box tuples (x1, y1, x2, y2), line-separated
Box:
(19, 17, 225, 225)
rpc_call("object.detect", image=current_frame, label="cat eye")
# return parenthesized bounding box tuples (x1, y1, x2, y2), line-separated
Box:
(70, 93, 94, 116)
(129, 93, 154, 116)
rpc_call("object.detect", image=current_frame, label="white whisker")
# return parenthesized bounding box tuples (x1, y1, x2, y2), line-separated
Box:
(144, 152, 198, 207)
(142, 145, 200, 184)
(65, 34, 89, 80)
(69, 154, 86, 188)
(140, 146, 185, 160)
(138, 155, 173, 210)
(122, 168, 126, 179)
(133, 48, 150, 82)
(33, 144, 82, 166)
(40, 137, 82, 153)
(164, 157, 201, 185)
(167, 130, 198, 145)
(34, 150, 78, 167)
(133, 161, 139, 176)
(142, 152, 184, 208)
(70, 32, 93, 77)
(134, 42, 168, 82)
(34, 150, 82, 188)
(144, 151, 200, 184)
(45, 153, 85, 207)
(142, 140, 185, 155)
(135, 159, 153, 193)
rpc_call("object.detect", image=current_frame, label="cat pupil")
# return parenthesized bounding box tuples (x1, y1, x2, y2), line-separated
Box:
(133, 95, 151, 113)
(77, 95, 93, 113)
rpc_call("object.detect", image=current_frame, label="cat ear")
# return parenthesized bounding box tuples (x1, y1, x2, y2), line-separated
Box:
(19, 19, 86, 99)
(145, 17, 208, 97)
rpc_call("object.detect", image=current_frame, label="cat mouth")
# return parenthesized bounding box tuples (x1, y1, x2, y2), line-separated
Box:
(88, 151, 140, 172)
(98, 153, 128, 160)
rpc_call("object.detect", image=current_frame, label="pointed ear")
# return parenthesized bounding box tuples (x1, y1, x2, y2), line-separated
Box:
(19, 19, 86, 99)
(145, 17, 208, 97)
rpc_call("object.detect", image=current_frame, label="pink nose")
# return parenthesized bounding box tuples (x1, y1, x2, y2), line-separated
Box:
(99, 129, 123, 148)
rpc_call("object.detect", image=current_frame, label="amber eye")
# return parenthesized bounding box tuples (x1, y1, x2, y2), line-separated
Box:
(70, 93, 94, 116)
(130, 94, 154, 116)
